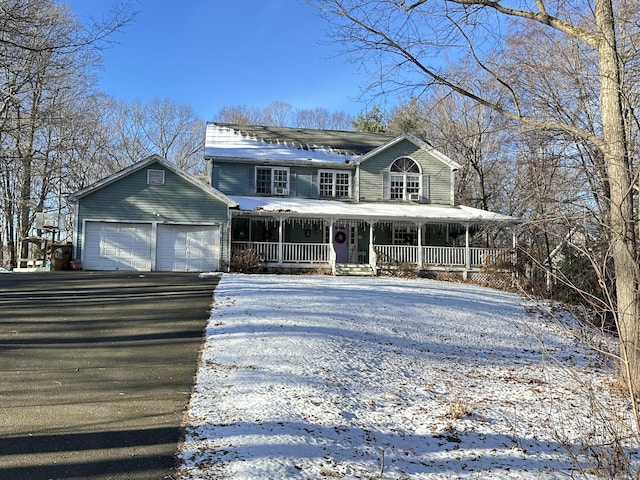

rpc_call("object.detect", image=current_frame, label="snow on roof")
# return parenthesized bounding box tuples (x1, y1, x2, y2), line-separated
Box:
(204, 124, 358, 164)
(231, 196, 519, 223)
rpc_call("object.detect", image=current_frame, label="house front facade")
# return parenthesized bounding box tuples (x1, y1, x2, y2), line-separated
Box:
(207, 123, 518, 277)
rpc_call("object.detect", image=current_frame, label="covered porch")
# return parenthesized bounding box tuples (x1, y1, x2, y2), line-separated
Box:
(228, 197, 519, 277)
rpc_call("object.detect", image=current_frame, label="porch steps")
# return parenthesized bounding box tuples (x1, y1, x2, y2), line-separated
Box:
(334, 263, 375, 277)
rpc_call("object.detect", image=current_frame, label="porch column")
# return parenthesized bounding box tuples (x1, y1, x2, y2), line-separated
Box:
(464, 224, 471, 281)
(327, 220, 336, 273)
(416, 222, 423, 269)
(369, 221, 376, 270)
(277, 216, 284, 265)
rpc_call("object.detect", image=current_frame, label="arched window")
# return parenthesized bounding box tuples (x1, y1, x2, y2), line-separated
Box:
(389, 157, 421, 200)
(391, 157, 420, 174)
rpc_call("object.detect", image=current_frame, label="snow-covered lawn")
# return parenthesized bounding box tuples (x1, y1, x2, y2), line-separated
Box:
(178, 274, 638, 479)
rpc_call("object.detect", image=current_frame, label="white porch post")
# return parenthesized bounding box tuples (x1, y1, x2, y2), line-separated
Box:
(369, 221, 375, 270)
(464, 224, 470, 281)
(278, 216, 284, 265)
(416, 222, 423, 269)
(328, 220, 336, 274)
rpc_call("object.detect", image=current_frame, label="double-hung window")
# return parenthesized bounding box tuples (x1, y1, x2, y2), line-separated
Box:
(389, 157, 421, 200)
(393, 225, 418, 245)
(319, 170, 350, 198)
(256, 167, 289, 194)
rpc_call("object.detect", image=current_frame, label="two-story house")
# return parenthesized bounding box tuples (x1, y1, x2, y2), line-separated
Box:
(68, 122, 518, 275)
(208, 122, 517, 277)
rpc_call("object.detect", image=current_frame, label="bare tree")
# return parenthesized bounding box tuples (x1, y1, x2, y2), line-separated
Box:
(0, 0, 135, 268)
(107, 98, 206, 173)
(312, 0, 640, 397)
(216, 101, 355, 130)
(294, 107, 353, 130)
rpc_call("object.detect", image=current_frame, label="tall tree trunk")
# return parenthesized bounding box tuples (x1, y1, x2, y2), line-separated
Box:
(596, 0, 640, 393)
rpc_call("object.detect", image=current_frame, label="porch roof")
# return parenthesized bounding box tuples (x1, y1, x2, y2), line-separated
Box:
(230, 196, 520, 224)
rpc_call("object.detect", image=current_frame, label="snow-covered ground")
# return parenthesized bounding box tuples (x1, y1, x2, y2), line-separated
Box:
(178, 274, 639, 479)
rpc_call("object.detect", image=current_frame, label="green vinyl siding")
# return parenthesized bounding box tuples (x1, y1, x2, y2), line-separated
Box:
(211, 160, 351, 199)
(211, 162, 251, 195)
(210, 139, 454, 204)
(359, 139, 453, 204)
(78, 164, 228, 222)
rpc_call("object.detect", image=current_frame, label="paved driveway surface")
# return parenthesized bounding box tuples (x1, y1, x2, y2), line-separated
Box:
(0, 271, 219, 480)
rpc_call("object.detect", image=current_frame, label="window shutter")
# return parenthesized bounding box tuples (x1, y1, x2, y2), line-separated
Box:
(382, 171, 390, 200)
(247, 166, 256, 195)
(421, 174, 430, 200)
(289, 169, 297, 195)
(311, 169, 319, 198)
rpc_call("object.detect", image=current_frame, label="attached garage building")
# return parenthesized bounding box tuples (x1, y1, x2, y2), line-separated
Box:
(69, 155, 236, 272)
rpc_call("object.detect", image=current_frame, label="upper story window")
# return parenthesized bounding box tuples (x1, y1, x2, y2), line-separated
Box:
(256, 166, 289, 195)
(389, 157, 421, 200)
(319, 170, 350, 198)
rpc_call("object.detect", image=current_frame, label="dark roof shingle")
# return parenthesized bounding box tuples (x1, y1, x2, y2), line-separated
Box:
(213, 122, 398, 155)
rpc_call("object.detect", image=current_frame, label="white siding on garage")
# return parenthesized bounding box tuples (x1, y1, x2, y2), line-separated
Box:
(156, 224, 221, 272)
(84, 222, 152, 271)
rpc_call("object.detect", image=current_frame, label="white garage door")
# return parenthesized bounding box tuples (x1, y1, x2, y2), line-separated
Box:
(156, 224, 220, 272)
(84, 222, 152, 271)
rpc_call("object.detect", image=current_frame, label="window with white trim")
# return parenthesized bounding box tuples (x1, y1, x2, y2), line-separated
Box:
(256, 166, 289, 194)
(393, 225, 418, 245)
(389, 157, 421, 200)
(319, 170, 350, 198)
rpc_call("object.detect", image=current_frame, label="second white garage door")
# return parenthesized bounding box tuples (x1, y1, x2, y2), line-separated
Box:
(156, 224, 220, 272)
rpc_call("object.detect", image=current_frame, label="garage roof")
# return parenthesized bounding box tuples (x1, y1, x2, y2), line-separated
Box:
(68, 155, 237, 207)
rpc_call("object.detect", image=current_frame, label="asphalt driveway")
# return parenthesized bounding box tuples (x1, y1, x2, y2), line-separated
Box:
(0, 271, 220, 480)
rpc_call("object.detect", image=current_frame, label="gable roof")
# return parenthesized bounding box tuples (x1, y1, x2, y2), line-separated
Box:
(212, 122, 398, 156)
(354, 132, 462, 170)
(67, 154, 237, 207)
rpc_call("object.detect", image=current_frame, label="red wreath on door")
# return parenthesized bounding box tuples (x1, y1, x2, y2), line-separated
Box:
(334, 231, 347, 243)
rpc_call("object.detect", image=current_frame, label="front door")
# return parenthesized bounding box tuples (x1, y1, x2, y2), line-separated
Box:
(333, 224, 349, 263)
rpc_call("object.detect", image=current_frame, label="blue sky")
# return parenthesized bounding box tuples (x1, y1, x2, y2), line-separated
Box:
(67, 0, 382, 121)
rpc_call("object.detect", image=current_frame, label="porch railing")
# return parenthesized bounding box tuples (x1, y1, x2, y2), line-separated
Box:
(232, 241, 279, 262)
(232, 241, 511, 269)
(283, 242, 331, 263)
(375, 245, 510, 268)
(422, 246, 465, 266)
(232, 241, 330, 264)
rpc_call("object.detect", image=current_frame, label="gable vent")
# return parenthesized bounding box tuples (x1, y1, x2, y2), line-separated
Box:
(147, 169, 165, 185)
